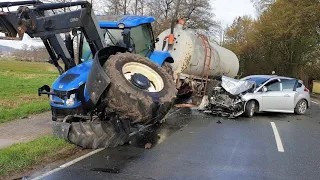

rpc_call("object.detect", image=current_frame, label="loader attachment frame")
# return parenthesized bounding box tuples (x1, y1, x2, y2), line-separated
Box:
(0, 0, 106, 71)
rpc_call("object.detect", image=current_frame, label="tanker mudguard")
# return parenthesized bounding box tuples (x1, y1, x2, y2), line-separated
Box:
(149, 50, 173, 66)
(86, 46, 127, 105)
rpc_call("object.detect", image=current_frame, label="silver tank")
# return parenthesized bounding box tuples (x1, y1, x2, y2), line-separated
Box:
(155, 24, 239, 79)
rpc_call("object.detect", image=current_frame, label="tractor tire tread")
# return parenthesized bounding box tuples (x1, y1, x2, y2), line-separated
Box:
(67, 120, 128, 149)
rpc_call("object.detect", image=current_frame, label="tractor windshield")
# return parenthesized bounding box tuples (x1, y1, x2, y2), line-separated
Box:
(80, 24, 154, 62)
(130, 24, 154, 56)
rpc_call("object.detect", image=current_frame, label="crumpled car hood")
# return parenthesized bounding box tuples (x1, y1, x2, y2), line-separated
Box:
(221, 76, 255, 95)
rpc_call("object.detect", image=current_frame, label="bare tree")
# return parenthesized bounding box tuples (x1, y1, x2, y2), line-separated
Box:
(251, 0, 276, 14)
(144, 0, 219, 36)
(101, 0, 133, 15)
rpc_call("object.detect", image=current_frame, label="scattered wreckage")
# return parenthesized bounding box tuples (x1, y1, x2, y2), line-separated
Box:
(199, 76, 255, 118)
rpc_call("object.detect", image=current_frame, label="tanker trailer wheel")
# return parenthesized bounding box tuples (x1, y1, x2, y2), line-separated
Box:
(103, 53, 177, 124)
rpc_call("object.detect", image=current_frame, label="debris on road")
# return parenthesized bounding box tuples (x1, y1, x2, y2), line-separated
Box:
(91, 167, 120, 174)
(145, 143, 152, 149)
(20, 116, 31, 119)
(175, 104, 198, 108)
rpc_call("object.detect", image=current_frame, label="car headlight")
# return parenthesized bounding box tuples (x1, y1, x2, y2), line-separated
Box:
(66, 94, 76, 106)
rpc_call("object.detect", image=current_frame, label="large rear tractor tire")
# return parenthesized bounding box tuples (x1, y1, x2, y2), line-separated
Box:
(162, 62, 174, 81)
(68, 120, 129, 149)
(103, 53, 177, 124)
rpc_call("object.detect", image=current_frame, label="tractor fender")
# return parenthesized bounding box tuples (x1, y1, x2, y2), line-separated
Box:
(86, 46, 127, 105)
(149, 50, 174, 66)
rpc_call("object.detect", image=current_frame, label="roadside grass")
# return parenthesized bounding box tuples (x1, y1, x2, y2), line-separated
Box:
(0, 136, 75, 177)
(0, 60, 58, 123)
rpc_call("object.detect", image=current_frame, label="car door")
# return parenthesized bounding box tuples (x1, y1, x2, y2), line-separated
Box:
(280, 79, 298, 112)
(261, 79, 295, 112)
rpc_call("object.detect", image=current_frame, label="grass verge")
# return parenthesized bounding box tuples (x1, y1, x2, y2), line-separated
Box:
(0, 136, 75, 177)
(0, 60, 58, 123)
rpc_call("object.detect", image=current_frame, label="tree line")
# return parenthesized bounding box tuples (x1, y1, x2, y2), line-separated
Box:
(4, 44, 50, 62)
(50, 0, 219, 37)
(223, 0, 320, 87)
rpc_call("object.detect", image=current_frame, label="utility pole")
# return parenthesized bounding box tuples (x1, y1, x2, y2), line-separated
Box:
(135, 0, 138, 15)
(124, 0, 127, 14)
(173, 0, 182, 21)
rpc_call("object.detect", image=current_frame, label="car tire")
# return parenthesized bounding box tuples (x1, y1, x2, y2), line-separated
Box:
(294, 99, 307, 115)
(102, 53, 177, 124)
(244, 101, 255, 118)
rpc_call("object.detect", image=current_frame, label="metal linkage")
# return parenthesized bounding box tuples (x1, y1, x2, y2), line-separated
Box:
(0, 1, 106, 72)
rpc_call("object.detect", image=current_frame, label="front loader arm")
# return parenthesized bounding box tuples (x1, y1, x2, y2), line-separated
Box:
(0, 1, 106, 72)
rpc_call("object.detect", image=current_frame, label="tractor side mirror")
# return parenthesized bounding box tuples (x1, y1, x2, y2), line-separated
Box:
(262, 86, 268, 92)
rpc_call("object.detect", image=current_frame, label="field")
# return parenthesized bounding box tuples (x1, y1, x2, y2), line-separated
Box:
(0, 60, 59, 123)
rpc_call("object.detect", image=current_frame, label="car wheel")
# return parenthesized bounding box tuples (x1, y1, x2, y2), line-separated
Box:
(295, 99, 307, 115)
(244, 101, 255, 118)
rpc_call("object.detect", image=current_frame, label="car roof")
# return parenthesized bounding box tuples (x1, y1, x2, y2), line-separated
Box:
(97, 15, 155, 28)
(243, 75, 295, 81)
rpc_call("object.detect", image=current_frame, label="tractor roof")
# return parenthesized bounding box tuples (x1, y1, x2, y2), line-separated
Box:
(97, 15, 155, 28)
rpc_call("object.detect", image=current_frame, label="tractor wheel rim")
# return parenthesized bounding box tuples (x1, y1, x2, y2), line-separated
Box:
(299, 101, 307, 114)
(122, 62, 164, 92)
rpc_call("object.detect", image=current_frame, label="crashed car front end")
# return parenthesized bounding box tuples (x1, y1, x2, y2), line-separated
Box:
(201, 76, 255, 118)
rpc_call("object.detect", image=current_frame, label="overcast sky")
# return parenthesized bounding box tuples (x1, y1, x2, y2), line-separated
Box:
(0, 0, 256, 49)
(213, 0, 256, 27)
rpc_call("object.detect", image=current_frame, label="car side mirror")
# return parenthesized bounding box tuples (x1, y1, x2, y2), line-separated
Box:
(262, 86, 268, 92)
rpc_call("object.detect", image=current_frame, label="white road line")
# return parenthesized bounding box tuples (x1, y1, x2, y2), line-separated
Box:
(32, 148, 104, 180)
(311, 100, 319, 104)
(270, 122, 284, 152)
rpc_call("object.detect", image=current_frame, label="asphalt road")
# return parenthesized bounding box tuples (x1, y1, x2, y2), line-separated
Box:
(31, 100, 320, 180)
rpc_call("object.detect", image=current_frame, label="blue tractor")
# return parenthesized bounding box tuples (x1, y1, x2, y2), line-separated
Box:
(0, 1, 176, 148)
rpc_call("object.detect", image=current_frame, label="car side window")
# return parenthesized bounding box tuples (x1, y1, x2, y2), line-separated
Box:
(265, 80, 281, 91)
(297, 82, 302, 88)
(281, 79, 296, 91)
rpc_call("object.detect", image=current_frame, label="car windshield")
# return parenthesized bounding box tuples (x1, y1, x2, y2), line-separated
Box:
(81, 24, 154, 62)
(243, 77, 269, 88)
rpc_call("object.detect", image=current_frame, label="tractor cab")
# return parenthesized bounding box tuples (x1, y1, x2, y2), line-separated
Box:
(79, 15, 171, 66)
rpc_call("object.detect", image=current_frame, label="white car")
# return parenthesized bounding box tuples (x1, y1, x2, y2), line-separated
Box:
(241, 75, 311, 117)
